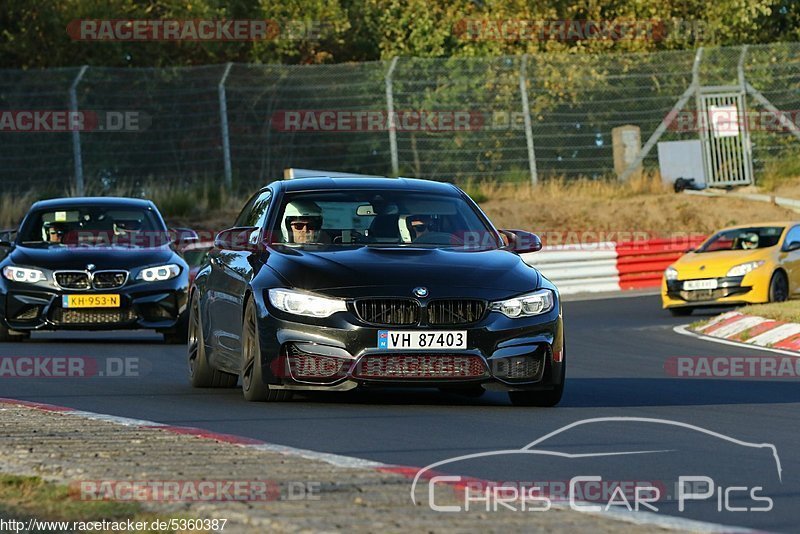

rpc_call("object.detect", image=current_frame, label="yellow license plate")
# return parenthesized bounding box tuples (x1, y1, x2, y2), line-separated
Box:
(62, 294, 120, 308)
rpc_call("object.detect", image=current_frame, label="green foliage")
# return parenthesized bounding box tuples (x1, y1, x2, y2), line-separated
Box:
(0, 0, 793, 68)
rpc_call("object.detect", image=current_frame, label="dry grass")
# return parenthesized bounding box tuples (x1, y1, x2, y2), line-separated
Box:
(478, 173, 798, 237)
(740, 300, 800, 324)
(1, 173, 798, 236)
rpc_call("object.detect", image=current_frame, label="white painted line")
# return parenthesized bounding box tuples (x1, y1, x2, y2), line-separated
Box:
(65, 410, 167, 427)
(708, 316, 769, 339)
(674, 324, 800, 358)
(0, 398, 763, 534)
(248, 443, 386, 469)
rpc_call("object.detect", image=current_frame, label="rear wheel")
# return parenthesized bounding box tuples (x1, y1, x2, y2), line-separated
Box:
(241, 298, 291, 402)
(188, 294, 237, 388)
(769, 271, 789, 303)
(669, 307, 694, 317)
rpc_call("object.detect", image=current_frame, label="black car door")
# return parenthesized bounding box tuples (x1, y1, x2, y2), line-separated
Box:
(206, 190, 272, 369)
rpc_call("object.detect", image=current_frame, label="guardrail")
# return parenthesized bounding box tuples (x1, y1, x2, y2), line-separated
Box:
(522, 236, 708, 295)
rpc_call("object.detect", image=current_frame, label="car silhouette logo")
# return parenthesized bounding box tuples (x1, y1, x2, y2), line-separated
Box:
(700, 265, 705, 271)
(86, 264, 96, 271)
(413, 287, 428, 298)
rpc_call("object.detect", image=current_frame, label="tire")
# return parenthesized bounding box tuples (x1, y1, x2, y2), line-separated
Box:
(508, 346, 566, 407)
(769, 271, 789, 303)
(0, 320, 27, 342)
(188, 294, 237, 388)
(163, 311, 190, 344)
(240, 298, 291, 402)
(669, 307, 694, 317)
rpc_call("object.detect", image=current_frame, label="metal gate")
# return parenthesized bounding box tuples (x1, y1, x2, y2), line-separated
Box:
(697, 87, 754, 187)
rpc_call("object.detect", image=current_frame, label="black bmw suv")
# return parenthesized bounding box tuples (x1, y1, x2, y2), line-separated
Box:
(0, 197, 191, 343)
(189, 177, 565, 406)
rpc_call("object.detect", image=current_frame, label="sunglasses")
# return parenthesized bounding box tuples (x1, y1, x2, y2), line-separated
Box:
(290, 221, 319, 231)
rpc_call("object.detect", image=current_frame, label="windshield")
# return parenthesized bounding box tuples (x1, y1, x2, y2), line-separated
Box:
(696, 226, 784, 253)
(270, 190, 498, 249)
(18, 206, 165, 247)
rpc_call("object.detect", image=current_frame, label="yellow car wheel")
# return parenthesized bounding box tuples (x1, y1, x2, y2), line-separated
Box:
(768, 271, 789, 303)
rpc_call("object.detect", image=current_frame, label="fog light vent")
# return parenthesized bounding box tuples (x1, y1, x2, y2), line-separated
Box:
(14, 307, 39, 321)
(287, 345, 348, 381)
(493, 355, 542, 380)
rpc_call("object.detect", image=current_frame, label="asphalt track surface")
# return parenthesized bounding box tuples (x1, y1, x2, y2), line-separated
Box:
(2, 294, 798, 532)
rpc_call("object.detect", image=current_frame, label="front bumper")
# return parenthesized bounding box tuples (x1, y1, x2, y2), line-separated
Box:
(1, 278, 188, 332)
(254, 294, 564, 393)
(661, 275, 766, 308)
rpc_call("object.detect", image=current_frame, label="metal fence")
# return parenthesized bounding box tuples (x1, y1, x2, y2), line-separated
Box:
(1, 42, 799, 192)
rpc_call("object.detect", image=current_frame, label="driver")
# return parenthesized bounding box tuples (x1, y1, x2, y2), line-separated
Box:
(283, 200, 324, 244)
(44, 222, 66, 244)
(408, 214, 431, 241)
(740, 232, 759, 250)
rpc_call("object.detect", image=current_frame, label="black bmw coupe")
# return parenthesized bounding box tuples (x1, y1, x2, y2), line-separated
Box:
(189, 177, 564, 406)
(0, 197, 191, 343)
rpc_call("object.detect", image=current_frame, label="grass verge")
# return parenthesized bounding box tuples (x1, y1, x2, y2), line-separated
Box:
(0, 474, 199, 533)
(740, 300, 800, 324)
(1, 173, 798, 235)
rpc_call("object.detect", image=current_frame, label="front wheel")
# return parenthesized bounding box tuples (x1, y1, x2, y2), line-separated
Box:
(769, 271, 789, 303)
(0, 320, 27, 342)
(508, 347, 566, 407)
(240, 298, 291, 402)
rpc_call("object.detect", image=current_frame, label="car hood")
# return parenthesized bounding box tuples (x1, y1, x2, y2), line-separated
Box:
(265, 245, 542, 298)
(7, 244, 176, 271)
(674, 249, 772, 279)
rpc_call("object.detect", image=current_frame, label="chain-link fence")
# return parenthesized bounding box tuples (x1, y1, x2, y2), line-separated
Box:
(1, 42, 799, 192)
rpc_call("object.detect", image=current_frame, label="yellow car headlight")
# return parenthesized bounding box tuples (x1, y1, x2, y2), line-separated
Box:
(726, 261, 765, 277)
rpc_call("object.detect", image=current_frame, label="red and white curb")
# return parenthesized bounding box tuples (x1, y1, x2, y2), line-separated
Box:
(522, 237, 707, 295)
(679, 311, 800, 355)
(0, 397, 757, 533)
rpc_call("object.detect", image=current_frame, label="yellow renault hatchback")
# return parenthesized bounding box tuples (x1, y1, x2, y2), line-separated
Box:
(662, 222, 800, 316)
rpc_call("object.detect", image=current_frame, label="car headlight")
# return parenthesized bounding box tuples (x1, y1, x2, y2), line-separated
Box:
(136, 264, 181, 282)
(268, 288, 347, 318)
(491, 289, 554, 318)
(2, 265, 46, 284)
(664, 266, 678, 281)
(727, 261, 765, 277)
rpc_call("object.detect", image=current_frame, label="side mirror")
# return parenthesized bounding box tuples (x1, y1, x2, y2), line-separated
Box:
(498, 229, 542, 254)
(785, 241, 800, 252)
(214, 226, 261, 251)
(0, 228, 16, 248)
(170, 227, 199, 248)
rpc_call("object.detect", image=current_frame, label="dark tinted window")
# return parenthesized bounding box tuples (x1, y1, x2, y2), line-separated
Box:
(697, 226, 784, 253)
(18, 206, 163, 247)
(270, 190, 496, 248)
